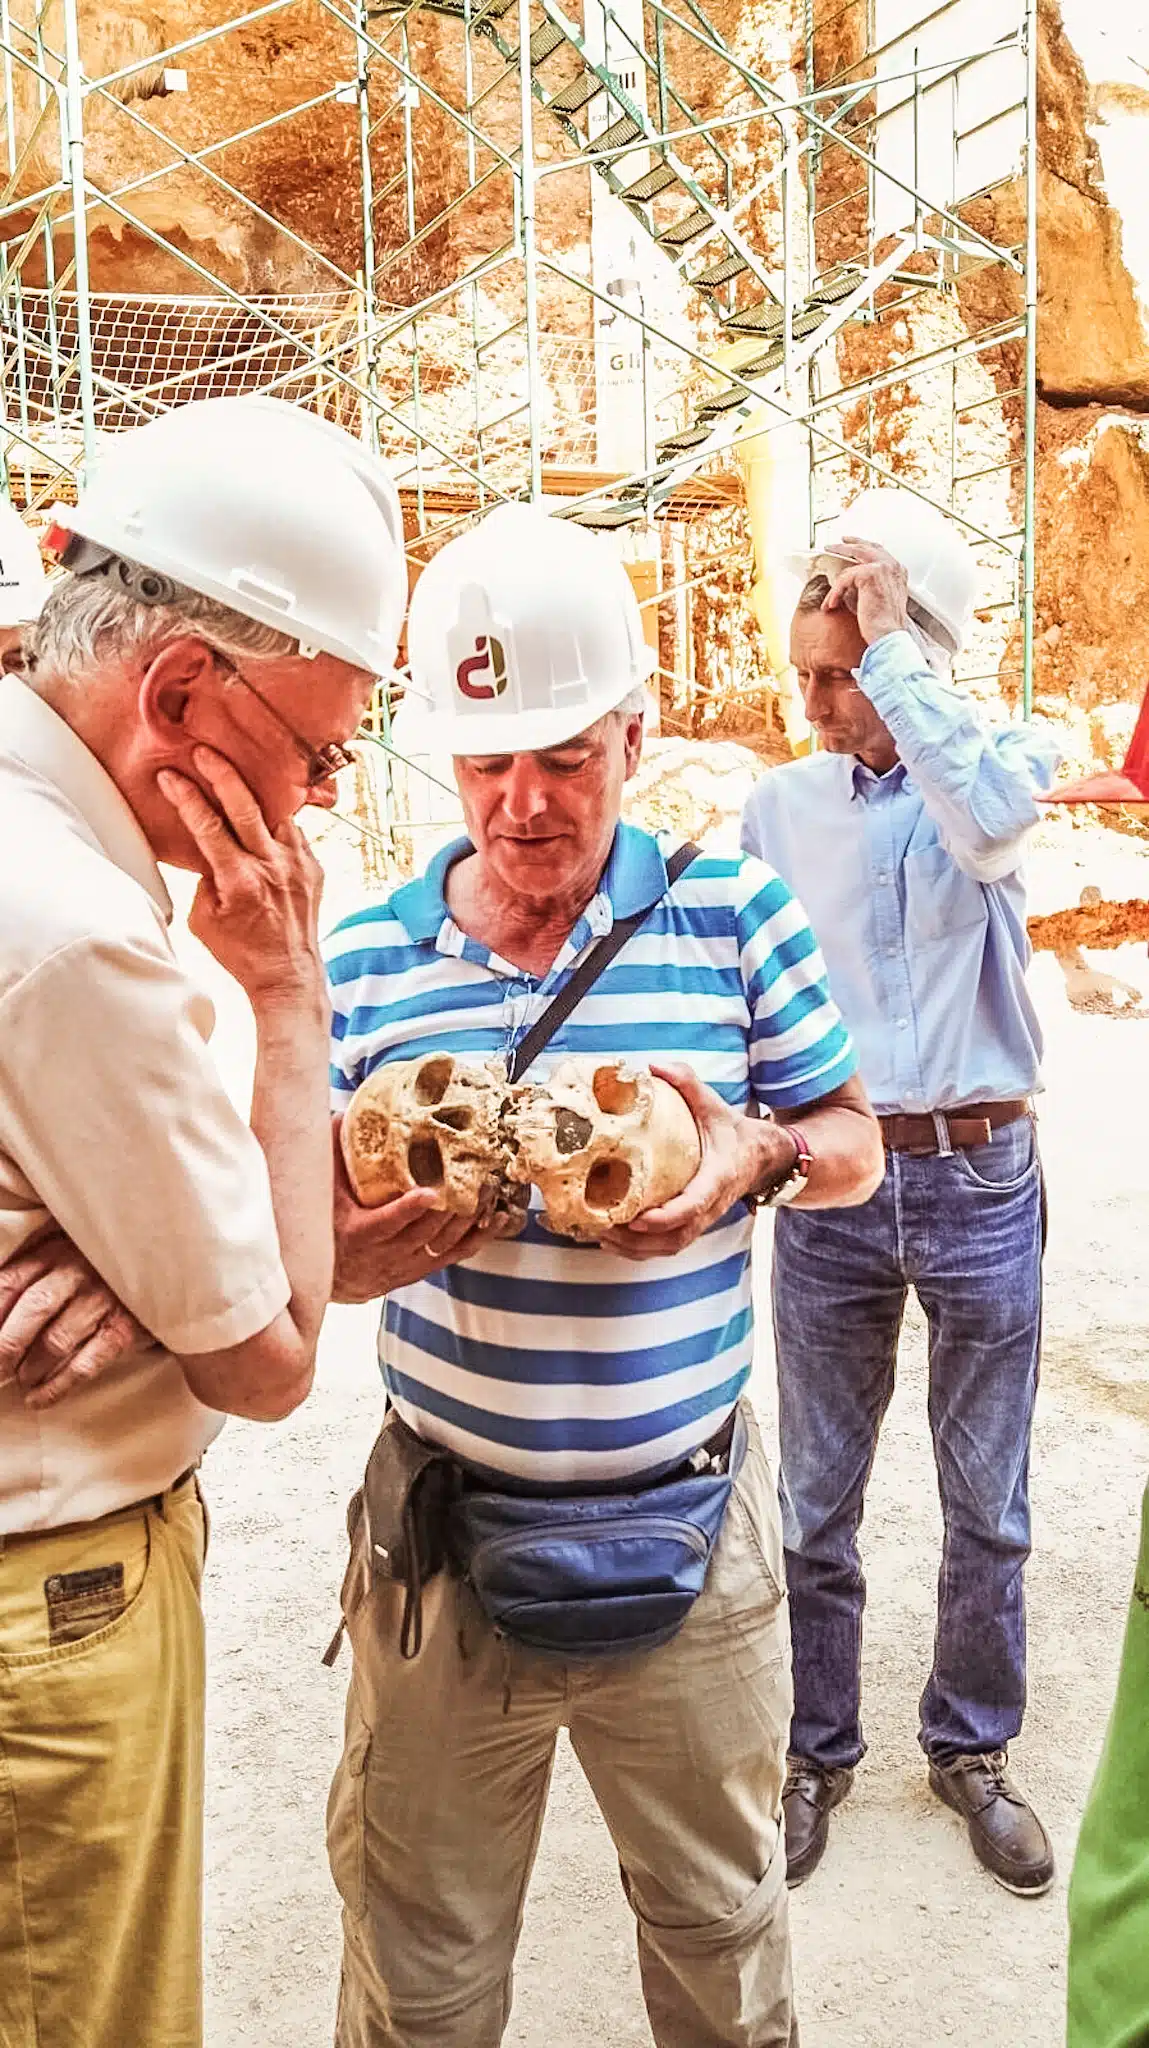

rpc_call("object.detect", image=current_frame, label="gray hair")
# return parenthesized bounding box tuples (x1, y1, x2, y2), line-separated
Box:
(27, 571, 297, 686)
(794, 567, 952, 677)
(796, 572, 832, 612)
(613, 683, 649, 721)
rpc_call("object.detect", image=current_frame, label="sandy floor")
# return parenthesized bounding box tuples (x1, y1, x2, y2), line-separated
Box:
(188, 816, 1149, 2048)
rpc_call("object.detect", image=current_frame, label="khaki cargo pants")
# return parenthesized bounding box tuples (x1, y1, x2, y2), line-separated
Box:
(0, 1477, 207, 2048)
(327, 1402, 798, 2048)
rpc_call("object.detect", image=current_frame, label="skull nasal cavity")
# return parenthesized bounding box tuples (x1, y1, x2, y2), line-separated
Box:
(414, 1058, 454, 1106)
(555, 1108, 594, 1155)
(433, 1107, 473, 1131)
(592, 1068, 639, 1116)
(585, 1159, 633, 1210)
(408, 1136, 445, 1186)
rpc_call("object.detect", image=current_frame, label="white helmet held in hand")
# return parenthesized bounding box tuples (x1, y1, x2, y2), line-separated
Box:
(0, 498, 48, 626)
(47, 396, 407, 673)
(785, 486, 979, 656)
(407, 503, 657, 756)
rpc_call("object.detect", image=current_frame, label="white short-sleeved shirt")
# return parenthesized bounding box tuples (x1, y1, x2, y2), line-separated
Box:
(0, 679, 290, 1534)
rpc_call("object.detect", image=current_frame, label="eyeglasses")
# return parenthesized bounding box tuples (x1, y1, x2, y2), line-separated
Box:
(215, 655, 357, 788)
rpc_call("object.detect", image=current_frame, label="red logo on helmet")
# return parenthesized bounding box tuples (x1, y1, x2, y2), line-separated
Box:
(456, 633, 508, 700)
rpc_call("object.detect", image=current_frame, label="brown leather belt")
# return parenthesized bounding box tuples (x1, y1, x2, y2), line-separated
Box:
(879, 1100, 1030, 1157)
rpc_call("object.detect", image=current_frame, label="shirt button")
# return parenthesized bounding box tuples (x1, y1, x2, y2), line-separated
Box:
(896, 1018, 909, 1030)
(876, 871, 891, 884)
(885, 944, 898, 958)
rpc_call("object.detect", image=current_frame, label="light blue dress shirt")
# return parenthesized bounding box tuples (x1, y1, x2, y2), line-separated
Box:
(740, 630, 1063, 1115)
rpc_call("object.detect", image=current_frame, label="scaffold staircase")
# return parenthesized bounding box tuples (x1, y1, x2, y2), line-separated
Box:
(367, 0, 931, 525)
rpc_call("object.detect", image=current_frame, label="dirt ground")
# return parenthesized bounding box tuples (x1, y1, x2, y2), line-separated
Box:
(185, 813, 1149, 2048)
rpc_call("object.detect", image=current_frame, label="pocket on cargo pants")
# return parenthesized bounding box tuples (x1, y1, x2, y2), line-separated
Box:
(328, 1499, 375, 1923)
(328, 1706, 373, 1922)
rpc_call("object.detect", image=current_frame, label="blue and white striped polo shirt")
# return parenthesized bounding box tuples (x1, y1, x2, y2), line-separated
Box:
(325, 822, 855, 1484)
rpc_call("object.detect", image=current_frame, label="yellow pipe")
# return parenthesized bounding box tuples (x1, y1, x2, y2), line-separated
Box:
(711, 341, 810, 756)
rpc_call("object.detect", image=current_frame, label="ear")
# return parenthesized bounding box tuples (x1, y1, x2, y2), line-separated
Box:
(137, 636, 220, 751)
(622, 709, 644, 782)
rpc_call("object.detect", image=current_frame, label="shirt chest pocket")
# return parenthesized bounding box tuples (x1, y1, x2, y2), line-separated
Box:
(902, 843, 988, 945)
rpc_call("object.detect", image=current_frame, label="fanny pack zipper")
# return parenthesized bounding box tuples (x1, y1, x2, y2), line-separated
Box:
(469, 1512, 711, 1571)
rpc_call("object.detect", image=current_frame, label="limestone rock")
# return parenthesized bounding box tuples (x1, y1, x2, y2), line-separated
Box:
(1033, 410, 1149, 738)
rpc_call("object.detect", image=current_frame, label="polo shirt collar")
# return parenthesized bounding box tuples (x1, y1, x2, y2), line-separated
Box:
(390, 821, 671, 947)
(0, 676, 172, 920)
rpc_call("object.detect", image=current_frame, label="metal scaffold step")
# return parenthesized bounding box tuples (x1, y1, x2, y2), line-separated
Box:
(722, 297, 786, 336)
(368, 0, 517, 19)
(696, 385, 750, 419)
(596, 113, 643, 155)
(732, 342, 784, 378)
(690, 253, 748, 290)
(529, 20, 566, 65)
(809, 268, 862, 305)
(546, 72, 603, 117)
(620, 164, 678, 205)
(565, 502, 643, 528)
(655, 207, 710, 249)
(657, 424, 712, 457)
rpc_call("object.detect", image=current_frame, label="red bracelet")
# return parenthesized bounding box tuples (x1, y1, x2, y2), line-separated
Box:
(745, 1122, 814, 1209)
(784, 1125, 814, 1173)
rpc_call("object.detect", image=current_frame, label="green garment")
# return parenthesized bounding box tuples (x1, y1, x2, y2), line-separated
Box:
(1068, 1482, 1149, 2048)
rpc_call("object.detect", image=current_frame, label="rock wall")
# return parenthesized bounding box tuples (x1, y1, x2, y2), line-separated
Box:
(1027, 1, 1149, 769)
(801, 0, 1149, 765)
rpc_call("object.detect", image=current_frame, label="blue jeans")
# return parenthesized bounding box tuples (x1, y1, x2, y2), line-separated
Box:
(772, 1114, 1044, 1769)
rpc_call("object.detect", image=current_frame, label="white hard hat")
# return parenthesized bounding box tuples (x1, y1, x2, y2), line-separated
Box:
(0, 498, 48, 626)
(48, 397, 406, 673)
(407, 503, 657, 756)
(785, 486, 978, 655)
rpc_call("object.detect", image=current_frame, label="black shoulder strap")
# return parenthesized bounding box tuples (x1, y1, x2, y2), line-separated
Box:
(506, 841, 702, 1085)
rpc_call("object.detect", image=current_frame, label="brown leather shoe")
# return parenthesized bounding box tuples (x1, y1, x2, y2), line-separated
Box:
(928, 1751, 1054, 1895)
(782, 1756, 854, 1887)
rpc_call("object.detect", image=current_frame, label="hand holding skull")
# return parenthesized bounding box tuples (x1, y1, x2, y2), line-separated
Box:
(332, 1115, 504, 1304)
(338, 1050, 768, 1283)
(601, 1063, 795, 1261)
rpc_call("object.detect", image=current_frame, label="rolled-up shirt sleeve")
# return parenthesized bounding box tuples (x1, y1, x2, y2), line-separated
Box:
(0, 929, 290, 1354)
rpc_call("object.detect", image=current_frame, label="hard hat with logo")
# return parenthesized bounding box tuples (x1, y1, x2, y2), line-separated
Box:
(46, 396, 406, 673)
(407, 503, 657, 756)
(0, 498, 48, 626)
(785, 486, 979, 656)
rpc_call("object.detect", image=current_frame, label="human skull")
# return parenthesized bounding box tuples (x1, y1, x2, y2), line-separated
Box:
(506, 1057, 702, 1242)
(341, 1053, 528, 1235)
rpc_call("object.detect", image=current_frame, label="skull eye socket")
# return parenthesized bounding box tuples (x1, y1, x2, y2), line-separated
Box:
(592, 1067, 639, 1117)
(408, 1136, 445, 1186)
(585, 1158, 633, 1210)
(414, 1058, 454, 1107)
(554, 1107, 594, 1155)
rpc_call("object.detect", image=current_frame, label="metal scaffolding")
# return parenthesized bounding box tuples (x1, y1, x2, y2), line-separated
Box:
(0, 0, 1037, 861)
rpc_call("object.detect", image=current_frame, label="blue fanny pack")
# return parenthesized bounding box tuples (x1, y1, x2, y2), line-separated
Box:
(448, 1406, 746, 1659)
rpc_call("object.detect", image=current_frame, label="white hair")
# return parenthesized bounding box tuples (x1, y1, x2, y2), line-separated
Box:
(613, 683, 648, 721)
(27, 571, 297, 686)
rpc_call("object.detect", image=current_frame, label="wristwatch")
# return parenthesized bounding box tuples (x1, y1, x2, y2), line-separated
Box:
(745, 1125, 813, 1210)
